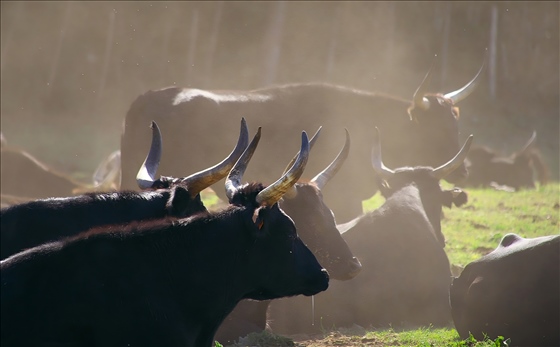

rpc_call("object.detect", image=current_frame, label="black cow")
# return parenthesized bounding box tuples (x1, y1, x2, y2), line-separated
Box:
(450, 233, 559, 347)
(0, 119, 249, 260)
(120, 61, 484, 223)
(0, 128, 329, 347)
(215, 129, 362, 345)
(462, 131, 550, 191)
(268, 128, 472, 334)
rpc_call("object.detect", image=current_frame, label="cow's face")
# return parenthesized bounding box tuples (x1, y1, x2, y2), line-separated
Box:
(379, 168, 451, 215)
(280, 183, 361, 281)
(407, 95, 467, 184)
(244, 202, 329, 300)
(380, 168, 468, 209)
(377, 167, 467, 248)
(224, 127, 328, 299)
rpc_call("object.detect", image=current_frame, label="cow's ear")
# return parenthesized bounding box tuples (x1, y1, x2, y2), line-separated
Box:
(442, 188, 468, 208)
(375, 175, 392, 197)
(441, 191, 454, 208)
(250, 207, 268, 238)
(379, 180, 392, 197)
(452, 106, 460, 119)
(166, 186, 192, 217)
(452, 189, 468, 207)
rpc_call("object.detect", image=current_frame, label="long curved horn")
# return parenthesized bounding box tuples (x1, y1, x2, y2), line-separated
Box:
(371, 127, 395, 180)
(443, 58, 486, 104)
(281, 126, 322, 199)
(282, 126, 322, 175)
(225, 127, 261, 201)
(519, 130, 537, 154)
(181, 118, 249, 197)
(431, 135, 474, 180)
(256, 131, 310, 206)
(137, 121, 163, 189)
(311, 128, 351, 190)
(412, 62, 434, 111)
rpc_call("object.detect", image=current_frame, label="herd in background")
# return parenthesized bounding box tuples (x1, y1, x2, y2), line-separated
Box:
(1, 56, 558, 347)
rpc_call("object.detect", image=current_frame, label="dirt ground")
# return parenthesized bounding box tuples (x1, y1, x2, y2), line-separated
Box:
(232, 326, 395, 347)
(292, 333, 385, 347)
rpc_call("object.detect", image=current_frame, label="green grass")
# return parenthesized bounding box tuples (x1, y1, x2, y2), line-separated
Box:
(363, 327, 511, 347)
(363, 183, 559, 269)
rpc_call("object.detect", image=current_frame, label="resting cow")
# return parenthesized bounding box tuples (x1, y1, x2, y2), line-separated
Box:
(121, 60, 485, 222)
(73, 149, 122, 194)
(1, 138, 121, 201)
(462, 130, 549, 191)
(0, 128, 329, 347)
(268, 128, 472, 334)
(0, 119, 249, 260)
(450, 233, 559, 347)
(215, 129, 362, 345)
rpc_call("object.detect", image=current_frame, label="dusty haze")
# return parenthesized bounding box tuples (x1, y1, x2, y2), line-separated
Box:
(1, 2, 558, 181)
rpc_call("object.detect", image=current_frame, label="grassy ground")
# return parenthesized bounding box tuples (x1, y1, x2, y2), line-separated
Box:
(363, 183, 559, 270)
(211, 183, 559, 347)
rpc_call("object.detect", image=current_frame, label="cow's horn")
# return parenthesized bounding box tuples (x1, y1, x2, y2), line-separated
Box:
(432, 135, 474, 180)
(137, 121, 163, 189)
(519, 130, 537, 154)
(225, 127, 261, 201)
(282, 126, 322, 175)
(443, 57, 486, 104)
(371, 127, 395, 179)
(256, 131, 310, 206)
(412, 63, 434, 111)
(311, 128, 351, 190)
(282, 126, 322, 199)
(182, 118, 249, 197)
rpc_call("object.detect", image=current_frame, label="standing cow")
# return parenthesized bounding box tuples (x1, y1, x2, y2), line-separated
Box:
(462, 130, 550, 191)
(120, 61, 484, 222)
(268, 128, 472, 334)
(450, 233, 559, 347)
(1, 128, 329, 347)
(1, 119, 249, 260)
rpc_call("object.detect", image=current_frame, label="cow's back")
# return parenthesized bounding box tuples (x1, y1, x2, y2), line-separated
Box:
(1, 233, 190, 346)
(450, 234, 560, 346)
(120, 84, 443, 223)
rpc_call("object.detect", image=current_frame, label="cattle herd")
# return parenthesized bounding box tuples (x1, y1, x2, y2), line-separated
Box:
(1, 58, 558, 347)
